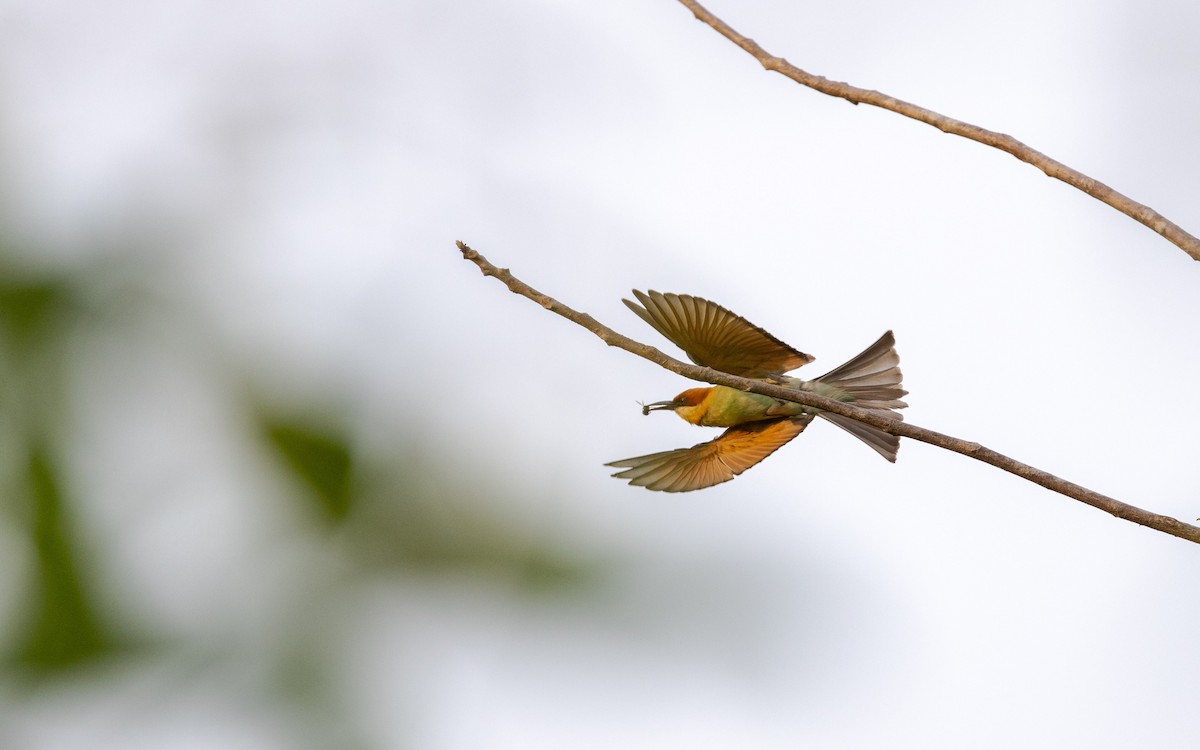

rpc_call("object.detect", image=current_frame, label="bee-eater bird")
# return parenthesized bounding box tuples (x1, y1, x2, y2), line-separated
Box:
(606, 290, 907, 492)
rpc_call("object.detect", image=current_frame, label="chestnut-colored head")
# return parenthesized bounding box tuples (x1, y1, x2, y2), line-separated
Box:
(642, 387, 712, 425)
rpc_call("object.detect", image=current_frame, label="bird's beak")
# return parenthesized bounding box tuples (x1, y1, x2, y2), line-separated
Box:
(641, 400, 679, 416)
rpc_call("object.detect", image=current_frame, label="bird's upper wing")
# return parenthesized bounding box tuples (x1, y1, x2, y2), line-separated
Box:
(623, 290, 814, 377)
(605, 416, 812, 492)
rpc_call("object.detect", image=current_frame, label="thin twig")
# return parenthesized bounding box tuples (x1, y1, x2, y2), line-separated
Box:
(457, 240, 1200, 545)
(675, 0, 1200, 262)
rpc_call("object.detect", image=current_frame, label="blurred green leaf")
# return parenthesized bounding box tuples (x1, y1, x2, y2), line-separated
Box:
(264, 420, 354, 521)
(0, 279, 74, 357)
(7, 446, 118, 673)
(338, 449, 605, 594)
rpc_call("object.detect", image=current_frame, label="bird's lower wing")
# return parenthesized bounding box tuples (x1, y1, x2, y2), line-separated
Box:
(606, 416, 812, 492)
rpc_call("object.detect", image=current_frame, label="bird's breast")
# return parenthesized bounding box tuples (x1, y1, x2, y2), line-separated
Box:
(693, 386, 805, 427)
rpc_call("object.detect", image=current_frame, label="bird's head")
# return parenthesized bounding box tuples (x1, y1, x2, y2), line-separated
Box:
(641, 387, 712, 425)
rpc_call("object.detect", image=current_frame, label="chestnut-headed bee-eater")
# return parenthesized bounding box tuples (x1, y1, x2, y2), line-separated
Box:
(606, 290, 907, 492)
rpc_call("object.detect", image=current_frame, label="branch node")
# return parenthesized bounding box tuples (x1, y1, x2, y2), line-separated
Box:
(761, 54, 784, 72)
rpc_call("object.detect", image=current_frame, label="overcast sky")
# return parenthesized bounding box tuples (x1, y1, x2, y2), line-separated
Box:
(2, 0, 1199, 748)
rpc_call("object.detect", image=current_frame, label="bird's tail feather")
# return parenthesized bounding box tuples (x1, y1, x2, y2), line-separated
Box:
(813, 331, 907, 462)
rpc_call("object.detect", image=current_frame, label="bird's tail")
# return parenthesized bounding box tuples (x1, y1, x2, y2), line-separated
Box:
(812, 331, 907, 462)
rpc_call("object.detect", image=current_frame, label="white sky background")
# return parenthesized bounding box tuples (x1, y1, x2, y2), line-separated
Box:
(2, 0, 1200, 748)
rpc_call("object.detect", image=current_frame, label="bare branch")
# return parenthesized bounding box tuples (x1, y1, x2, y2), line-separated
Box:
(457, 240, 1200, 545)
(675, 0, 1200, 262)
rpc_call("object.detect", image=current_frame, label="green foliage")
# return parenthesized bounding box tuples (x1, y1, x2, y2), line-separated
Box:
(0, 251, 602, 707)
(263, 419, 355, 522)
(258, 415, 602, 593)
(0, 266, 119, 676)
(0, 279, 74, 356)
(6, 446, 119, 673)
